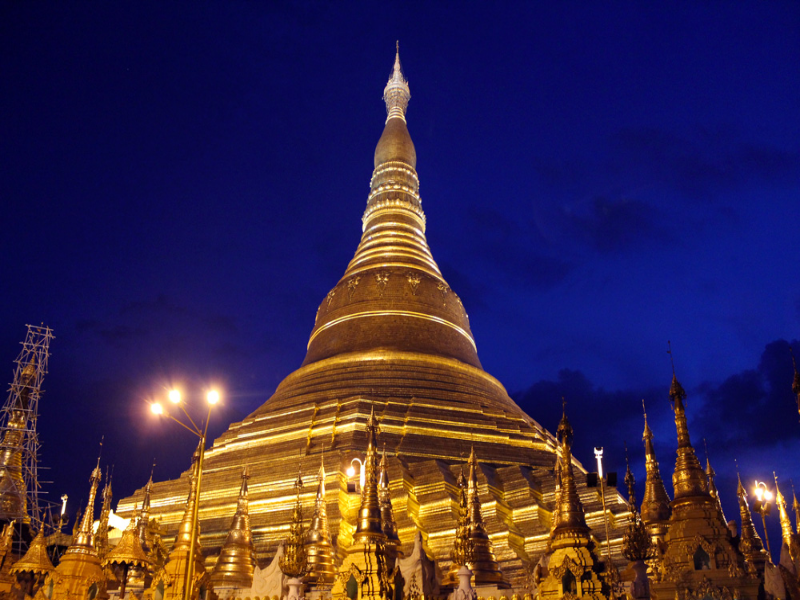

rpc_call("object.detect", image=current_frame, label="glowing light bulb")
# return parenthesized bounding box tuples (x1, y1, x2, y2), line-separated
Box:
(151, 402, 164, 415)
(168, 390, 181, 404)
(346, 466, 355, 478)
(207, 390, 220, 405)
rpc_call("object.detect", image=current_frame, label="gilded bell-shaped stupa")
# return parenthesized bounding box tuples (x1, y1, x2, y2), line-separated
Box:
(649, 361, 759, 600)
(102, 506, 151, 600)
(9, 529, 54, 599)
(117, 45, 630, 588)
(211, 466, 256, 589)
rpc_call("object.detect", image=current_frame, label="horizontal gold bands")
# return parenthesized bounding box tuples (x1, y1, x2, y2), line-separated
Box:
(308, 309, 477, 352)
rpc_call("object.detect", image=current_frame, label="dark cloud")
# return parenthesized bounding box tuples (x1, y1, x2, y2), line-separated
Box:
(614, 126, 800, 196)
(694, 339, 800, 448)
(561, 196, 669, 254)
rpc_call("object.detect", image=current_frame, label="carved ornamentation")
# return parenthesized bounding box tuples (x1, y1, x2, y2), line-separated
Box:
(375, 272, 390, 297)
(326, 289, 336, 309)
(406, 272, 422, 296)
(347, 276, 361, 301)
(550, 556, 583, 579)
(437, 283, 449, 306)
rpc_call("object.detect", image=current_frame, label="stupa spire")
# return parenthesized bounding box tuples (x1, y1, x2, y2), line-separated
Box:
(551, 405, 589, 539)
(774, 473, 794, 548)
(640, 400, 671, 527)
(280, 470, 307, 578)
(704, 440, 726, 524)
(305, 453, 335, 587)
(444, 465, 474, 587)
(70, 453, 102, 552)
(466, 447, 507, 587)
(138, 465, 154, 548)
(792, 482, 800, 535)
(355, 407, 384, 541)
(624, 446, 636, 510)
(211, 466, 255, 588)
(383, 41, 411, 122)
(95, 468, 113, 559)
(379, 447, 401, 561)
(736, 470, 767, 574)
(667, 344, 708, 499)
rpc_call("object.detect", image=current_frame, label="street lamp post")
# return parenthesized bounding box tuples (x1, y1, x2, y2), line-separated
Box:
(753, 480, 774, 562)
(150, 388, 219, 600)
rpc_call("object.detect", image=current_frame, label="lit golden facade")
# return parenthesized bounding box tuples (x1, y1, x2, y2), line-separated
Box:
(649, 373, 759, 600)
(442, 468, 473, 589)
(211, 467, 256, 589)
(44, 460, 106, 600)
(537, 408, 609, 600)
(102, 508, 151, 600)
(117, 46, 631, 588)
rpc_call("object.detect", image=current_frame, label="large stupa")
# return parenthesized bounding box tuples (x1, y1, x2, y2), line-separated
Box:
(117, 48, 630, 587)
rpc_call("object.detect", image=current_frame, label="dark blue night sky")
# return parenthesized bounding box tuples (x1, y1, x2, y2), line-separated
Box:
(2, 2, 799, 549)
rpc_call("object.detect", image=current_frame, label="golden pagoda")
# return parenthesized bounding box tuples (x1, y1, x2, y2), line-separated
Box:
(102, 507, 151, 600)
(773, 474, 800, 566)
(649, 369, 759, 600)
(735, 474, 767, 576)
(211, 466, 256, 590)
(117, 45, 630, 588)
(332, 408, 393, 600)
(640, 401, 671, 555)
(621, 457, 654, 600)
(9, 529, 54, 599)
(304, 456, 335, 589)
(44, 458, 106, 600)
(537, 406, 609, 600)
(704, 453, 726, 526)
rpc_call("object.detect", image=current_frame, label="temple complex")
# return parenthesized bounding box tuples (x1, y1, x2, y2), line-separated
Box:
(1, 47, 797, 600)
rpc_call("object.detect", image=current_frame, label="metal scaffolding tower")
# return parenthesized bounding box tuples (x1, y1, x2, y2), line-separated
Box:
(0, 324, 54, 529)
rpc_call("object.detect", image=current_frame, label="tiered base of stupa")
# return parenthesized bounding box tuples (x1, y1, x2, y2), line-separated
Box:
(118, 351, 632, 589)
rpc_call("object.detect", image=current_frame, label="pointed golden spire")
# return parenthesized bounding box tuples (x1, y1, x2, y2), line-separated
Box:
(736, 470, 767, 573)
(95, 468, 113, 559)
(383, 41, 411, 122)
(774, 473, 794, 547)
(551, 403, 590, 541)
(354, 406, 384, 542)
(443, 465, 475, 588)
(624, 445, 636, 510)
(704, 441, 726, 524)
(792, 482, 800, 536)
(211, 466, 256, 588)
(10, 529, 54, 575)
(640, 400, 671, 526)
(666, 344, 708, 499)
(465, 446, 507, 587)
(69, 453, 102, 553)
(168, 445, 203, 562)
(304, 453, 335, 587)
(280, 469, 308, 578)
(138, 464, 154, 548)
(379, 447, 401, 556)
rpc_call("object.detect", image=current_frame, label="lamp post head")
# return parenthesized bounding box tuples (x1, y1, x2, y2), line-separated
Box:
(168, 389, 181, 404)
(151, 402, 164, 415)
(206, 390, 220, 405)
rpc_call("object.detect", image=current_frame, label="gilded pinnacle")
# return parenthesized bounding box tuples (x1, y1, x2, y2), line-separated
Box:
(383, 42, 411, 122)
